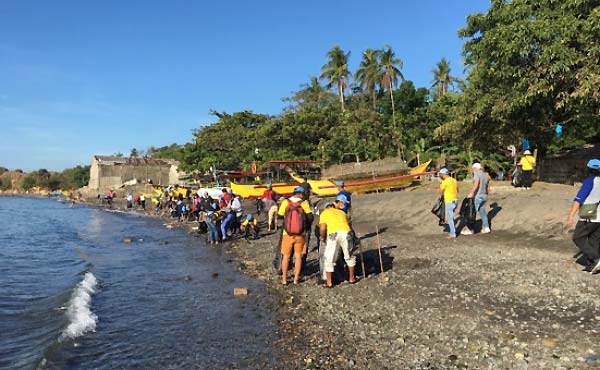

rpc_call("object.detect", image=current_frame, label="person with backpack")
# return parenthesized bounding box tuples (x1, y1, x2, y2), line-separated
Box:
(567, 159, 600, 274)
(519, 150, 536, 189)
(461, 162, 491, 235)
(319, 195, 357, 288)
(277, 186, 314, 285)
(438, 167, 458, 239)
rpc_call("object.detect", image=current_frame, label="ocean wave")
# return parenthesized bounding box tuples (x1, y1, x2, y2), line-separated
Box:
(61, 272, 98, 340)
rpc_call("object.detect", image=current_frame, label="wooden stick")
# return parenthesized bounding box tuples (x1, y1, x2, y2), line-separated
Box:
(376, 225, 384, 274)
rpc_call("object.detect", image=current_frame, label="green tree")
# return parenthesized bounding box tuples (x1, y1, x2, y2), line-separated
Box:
(431, 58, 456, 99)
(21, 175, 37, 190)
(284, 77, 336, 112)
(355, 48, 383, 110)
(320, 46, 351, 112)
(130, 148, 139, 158)
(380, 45, 404, 156)
(451, 0, 600, 151)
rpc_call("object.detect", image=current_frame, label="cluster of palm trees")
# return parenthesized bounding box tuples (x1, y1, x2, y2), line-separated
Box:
(319, 45, 457, 117)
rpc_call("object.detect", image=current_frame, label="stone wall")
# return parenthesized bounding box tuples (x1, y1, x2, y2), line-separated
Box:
(537, 144, 600, 185)
(323, 157, 408, 180)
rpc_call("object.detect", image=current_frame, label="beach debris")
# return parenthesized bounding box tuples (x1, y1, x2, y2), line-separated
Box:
(211, 272, 219, 278)
(175, 275, 193, 282)
(123, 238, 132, 243)
(166, 225, 174, 229)
(233, 287, 249, 296)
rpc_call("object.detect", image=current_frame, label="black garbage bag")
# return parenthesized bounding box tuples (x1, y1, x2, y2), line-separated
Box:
(459, 197, 477, 227)
(431, 196, 446, 226)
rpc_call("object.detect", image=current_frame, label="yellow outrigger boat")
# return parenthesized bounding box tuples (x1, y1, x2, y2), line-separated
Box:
(231, 160, 433, 198)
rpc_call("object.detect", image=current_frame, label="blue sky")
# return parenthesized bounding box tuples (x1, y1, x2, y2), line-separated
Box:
(0, 0, 490, 171)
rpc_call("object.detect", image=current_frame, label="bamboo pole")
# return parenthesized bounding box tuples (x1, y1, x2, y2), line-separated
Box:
(376, 225, 384, 274)
(356, 232, 367, 279)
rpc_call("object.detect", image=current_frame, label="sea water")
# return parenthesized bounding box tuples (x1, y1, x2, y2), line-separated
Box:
(0, 197, 277, 370)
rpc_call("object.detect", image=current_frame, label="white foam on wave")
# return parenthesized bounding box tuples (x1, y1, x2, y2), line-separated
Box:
(61, 272, 98, 340)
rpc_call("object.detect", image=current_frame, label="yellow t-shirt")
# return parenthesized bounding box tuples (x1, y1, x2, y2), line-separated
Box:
(241, 219, 257, 227)
(520, 155, 536, 171)
(440, 177, 458, 204)
(278, 198, 312, 236)
(319, 208, 351, 234)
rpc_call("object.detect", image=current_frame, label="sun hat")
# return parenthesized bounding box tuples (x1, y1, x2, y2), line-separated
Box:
(587, 159, 600, 169)
(524, 150, 532, 155)
(246, 214, 253, 220)
(293, 186, 304, 194)
(335, 180, 345, 187)
(472, 163, 482, 169)
(336, 194, 349, 204)
(439, 168, 450, 175)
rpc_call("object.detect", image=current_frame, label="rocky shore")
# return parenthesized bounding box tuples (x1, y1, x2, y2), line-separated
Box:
(82, 182, 599, 370)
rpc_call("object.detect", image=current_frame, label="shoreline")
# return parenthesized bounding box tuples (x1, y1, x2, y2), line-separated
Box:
(8, 182, 600, 369)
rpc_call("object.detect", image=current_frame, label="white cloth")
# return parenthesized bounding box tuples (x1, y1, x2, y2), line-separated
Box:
(323, 231, 356, 273)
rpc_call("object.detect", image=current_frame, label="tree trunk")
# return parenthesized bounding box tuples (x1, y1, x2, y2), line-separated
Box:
(371, 86, 377, 110)
(388, 74, 403, 160)
(338, 81, 345, 111)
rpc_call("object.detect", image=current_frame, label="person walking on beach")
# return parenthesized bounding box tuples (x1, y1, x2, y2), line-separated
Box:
(567, 159, 600, 273)
(335, 181, 351, 214)
(519, 150, 536, 189)
(439, 168, 458, 239)
(461, 162, 491, 235)
(319, 195, 357, 288)
(278, 186, 313, 285)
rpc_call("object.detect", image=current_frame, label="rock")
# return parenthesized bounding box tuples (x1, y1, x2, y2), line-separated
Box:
(514, 353, 526, 360)
(542, 338, 557, 348)
(233, 287, 249, 296)
(211, 272, 219, 278)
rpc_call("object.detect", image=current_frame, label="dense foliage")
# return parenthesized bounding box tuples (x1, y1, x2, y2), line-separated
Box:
(9, 166, 91, 191)
(144, 0, 597, 176)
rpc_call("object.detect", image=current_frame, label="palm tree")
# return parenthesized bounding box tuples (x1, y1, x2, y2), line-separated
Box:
(298, 77, 327, 110)
(431, 58, 455, 99)
(320, 46, 351, 111)
(355, 48, 383, 110)
(380, 45, 404, 157)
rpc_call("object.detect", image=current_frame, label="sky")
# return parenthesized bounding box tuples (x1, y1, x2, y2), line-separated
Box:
(0, 0, 490, 171)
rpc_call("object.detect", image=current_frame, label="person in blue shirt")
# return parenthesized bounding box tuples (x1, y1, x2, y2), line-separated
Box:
(567, 159, 600, 273)
(335, 181, 351, 214)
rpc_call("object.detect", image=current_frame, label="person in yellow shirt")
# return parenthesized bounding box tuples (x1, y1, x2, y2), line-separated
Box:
(438, 168, 459, 238)
(277, 186, 314, 285)
(241, 214, 259, 240)
(319, 196, 356, 288)
(519, 150, 536, 189)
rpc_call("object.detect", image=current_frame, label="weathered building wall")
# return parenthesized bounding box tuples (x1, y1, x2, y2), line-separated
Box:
(323, 157, 408, 180)
(537, 144, 600, 185)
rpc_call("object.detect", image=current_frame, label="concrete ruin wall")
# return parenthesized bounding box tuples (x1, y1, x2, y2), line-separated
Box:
(537, 144, 600, 185)
(95, 163, 173, 190)
(323, 157, 408, 180)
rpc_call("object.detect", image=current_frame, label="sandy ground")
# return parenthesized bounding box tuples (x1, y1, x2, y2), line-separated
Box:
(230, 180, 600, 370)
(71, 180, 600, 369)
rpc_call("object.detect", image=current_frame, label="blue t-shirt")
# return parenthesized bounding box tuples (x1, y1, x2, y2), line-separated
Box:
(337, 190, 352, 213)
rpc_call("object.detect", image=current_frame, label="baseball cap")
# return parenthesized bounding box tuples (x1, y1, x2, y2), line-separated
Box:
(587, 159, 600, 169)
(323, 202, 333, 209)
(267, 183, 272, 189)
(524, 150, 532, 155)
(472, 163, 482, 169)
(438, 168, 449, 175)
(293, 186, 304, 194)
(336, 194, 349, 204)
(335, 180, 344, 187)
(246, 214, 253, 220)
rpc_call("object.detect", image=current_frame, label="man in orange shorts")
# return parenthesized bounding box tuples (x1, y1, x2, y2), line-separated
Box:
(278, 186, 313, 285)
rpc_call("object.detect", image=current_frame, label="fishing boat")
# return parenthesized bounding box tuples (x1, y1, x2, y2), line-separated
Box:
(287, 160, 433, 197)
(231, 160, 433, 198)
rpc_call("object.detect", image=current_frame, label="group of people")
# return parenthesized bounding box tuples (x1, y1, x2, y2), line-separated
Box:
(438, 162, 491, 239)
(267, 180, 357, 287)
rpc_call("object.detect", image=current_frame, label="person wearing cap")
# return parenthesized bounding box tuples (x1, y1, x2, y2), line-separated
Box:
(335, 181, 352, 214)
(319, 196, 356, 287)
(519, 150, 536, 189)
(277, 186, 314, 285)
(241, 213, 260, 240)
(462, 162, 491, 235)
(438, 168, 459, 238)
(567, 159, 600, 273)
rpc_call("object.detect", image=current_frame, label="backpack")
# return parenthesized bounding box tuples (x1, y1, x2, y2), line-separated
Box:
(283, 201, 306, 236)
